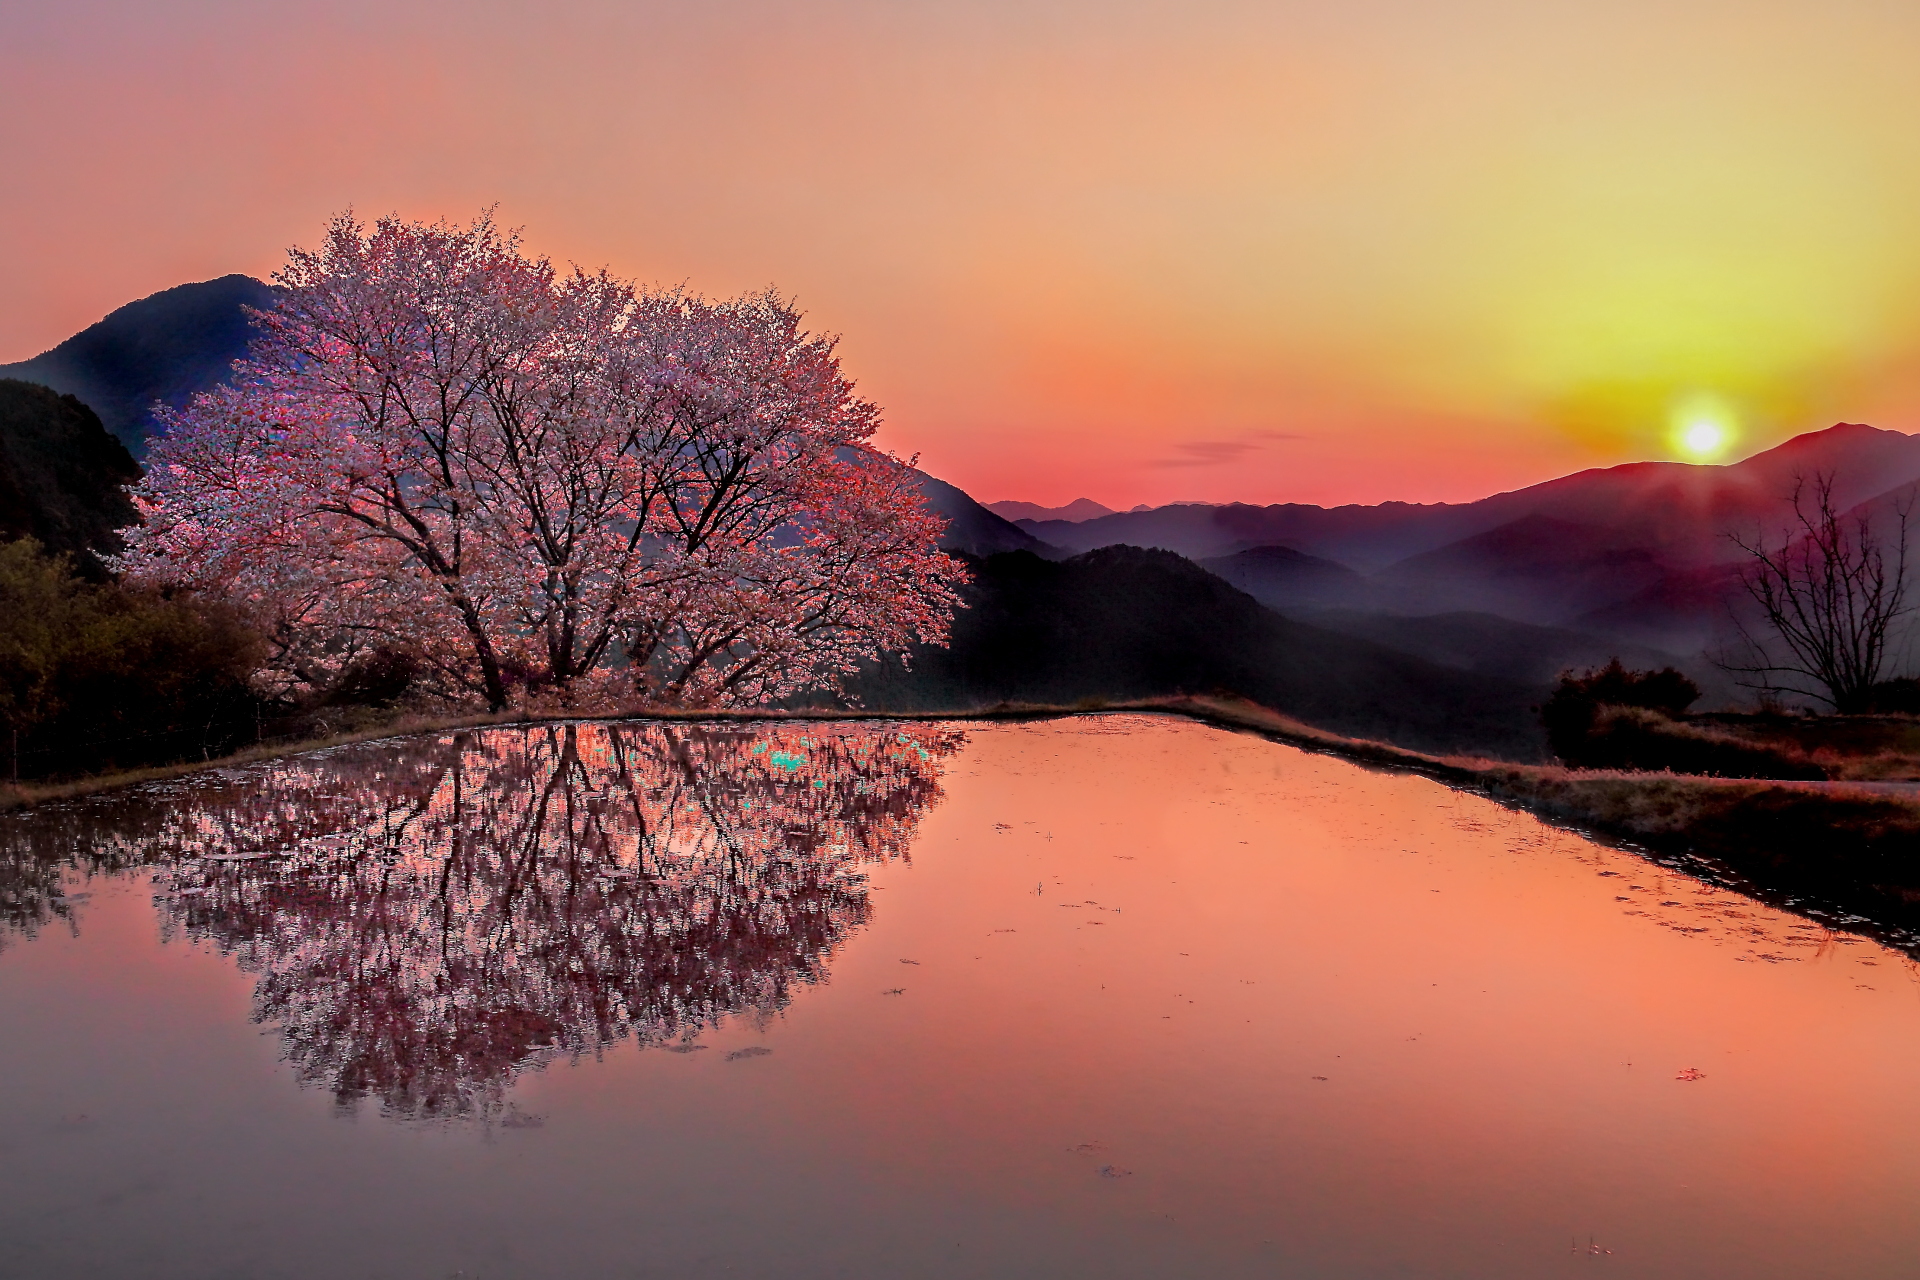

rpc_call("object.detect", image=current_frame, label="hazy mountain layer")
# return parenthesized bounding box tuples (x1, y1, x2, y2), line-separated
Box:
(985, 497, 1114, 522)
(1294, 608, 1720, 694)
(1199, 544, 1379, 611)
(913, 470, 1055, 557)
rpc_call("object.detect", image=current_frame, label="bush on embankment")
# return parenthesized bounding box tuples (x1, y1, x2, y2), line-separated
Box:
(0, 538, 264, 779)
(1541, 658, 1827, 779)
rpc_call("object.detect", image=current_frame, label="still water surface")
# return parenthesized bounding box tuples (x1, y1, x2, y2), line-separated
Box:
(1, 715, 1917, 1278)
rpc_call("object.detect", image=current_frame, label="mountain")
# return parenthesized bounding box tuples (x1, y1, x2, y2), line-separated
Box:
(986, 497, 1115, 522)
(1370, 514, 1668, 625)
(0, 379, 141, 569)
(1570, 562, 1750, 655)
(1023, 424, 1920, 572)
(841, 546, 1545, 758)
(0, 276, 274, 455)
(912, 470, 1056, 557)
(1198, 544, 1379, 611)
(1017, 499, 1481, 570)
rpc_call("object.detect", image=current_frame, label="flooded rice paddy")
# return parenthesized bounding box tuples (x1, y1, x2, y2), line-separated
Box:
(2, 714, 1918, 1278)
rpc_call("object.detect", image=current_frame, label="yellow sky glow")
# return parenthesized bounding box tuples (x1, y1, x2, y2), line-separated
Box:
(5, 0, 1920, 505)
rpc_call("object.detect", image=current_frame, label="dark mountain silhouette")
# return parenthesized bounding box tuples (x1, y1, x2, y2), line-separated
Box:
(22, 273, 1920, 722)
(0, 379, 141, 568)
(0, 275, 274, 455)
(1199, 544, 1379, 611)
(986, 497, 1114, 522)
(912, 469, 1055, 557)
(841, 546, 1544, 758)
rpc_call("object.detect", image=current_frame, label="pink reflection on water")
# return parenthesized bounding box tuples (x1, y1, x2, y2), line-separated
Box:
(3, 714, 1920, 1279)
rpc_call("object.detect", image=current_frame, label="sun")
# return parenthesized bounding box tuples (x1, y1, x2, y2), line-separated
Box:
(1668, 393, 1739, 462)
(1679, 418, 1728, 458)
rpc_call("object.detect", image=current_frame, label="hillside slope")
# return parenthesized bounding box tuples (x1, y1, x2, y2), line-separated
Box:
(842, 546, 1545, 759)
(0, 276, 274, 455)
(913, 469, 1055, 557)
(0, 379, 141, 566)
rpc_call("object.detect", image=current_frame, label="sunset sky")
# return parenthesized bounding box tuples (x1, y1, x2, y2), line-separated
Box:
(7, 0, 1920, 507)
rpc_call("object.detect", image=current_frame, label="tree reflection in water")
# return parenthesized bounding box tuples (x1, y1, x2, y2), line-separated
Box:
(0, 721, 964, 1119)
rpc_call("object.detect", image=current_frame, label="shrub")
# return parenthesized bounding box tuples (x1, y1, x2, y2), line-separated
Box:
(0, 539, 264, 779)
(1568, 705, 1828, 780)
(1864, 678, 1920, 715)
(1538, 658, 1821, 777)
(1541, 659, 1701, 764)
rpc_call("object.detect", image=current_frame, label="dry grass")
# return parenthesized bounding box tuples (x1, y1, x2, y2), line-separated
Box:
(1697, 712, 1920, 781)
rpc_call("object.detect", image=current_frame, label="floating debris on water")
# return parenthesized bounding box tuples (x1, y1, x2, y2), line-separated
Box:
(1676, 1067, 1706, 1081)
(724, 1046, 774, 1062)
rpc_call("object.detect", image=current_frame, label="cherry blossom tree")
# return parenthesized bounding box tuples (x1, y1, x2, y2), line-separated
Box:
(118, 213, 960, 710)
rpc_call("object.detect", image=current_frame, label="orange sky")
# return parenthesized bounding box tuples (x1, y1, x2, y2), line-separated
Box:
(7, 0, 1920, 507)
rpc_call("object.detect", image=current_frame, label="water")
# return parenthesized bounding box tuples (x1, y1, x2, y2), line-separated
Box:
(1, 714, 1916, 1279)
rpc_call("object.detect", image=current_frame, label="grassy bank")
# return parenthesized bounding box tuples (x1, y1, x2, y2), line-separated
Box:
(1167, 695, 1920, 940)
(8, 693, 1920, 947)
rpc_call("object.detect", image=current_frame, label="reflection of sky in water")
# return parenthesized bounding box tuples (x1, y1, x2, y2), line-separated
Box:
(2, 714, 1919, 1279)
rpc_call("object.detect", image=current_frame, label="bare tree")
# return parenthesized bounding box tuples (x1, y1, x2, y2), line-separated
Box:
(1722, 473, 1913, 713)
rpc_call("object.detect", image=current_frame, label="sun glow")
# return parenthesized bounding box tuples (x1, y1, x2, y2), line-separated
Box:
(1668, 394, 1740, 463)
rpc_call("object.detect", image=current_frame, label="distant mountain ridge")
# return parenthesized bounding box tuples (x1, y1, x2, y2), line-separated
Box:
(1020, 423, 1920, 572)
(0, 275, 275, 456)
(986, 497, 1114, 522)
(909, 469, 1053, 557)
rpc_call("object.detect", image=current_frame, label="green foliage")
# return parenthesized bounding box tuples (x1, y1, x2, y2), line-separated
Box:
(0, 539, 263, 779)
(0, 379, 140, 569)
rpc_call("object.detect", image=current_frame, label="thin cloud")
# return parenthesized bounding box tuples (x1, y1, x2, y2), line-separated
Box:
(1148, 430, 1304, 468)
